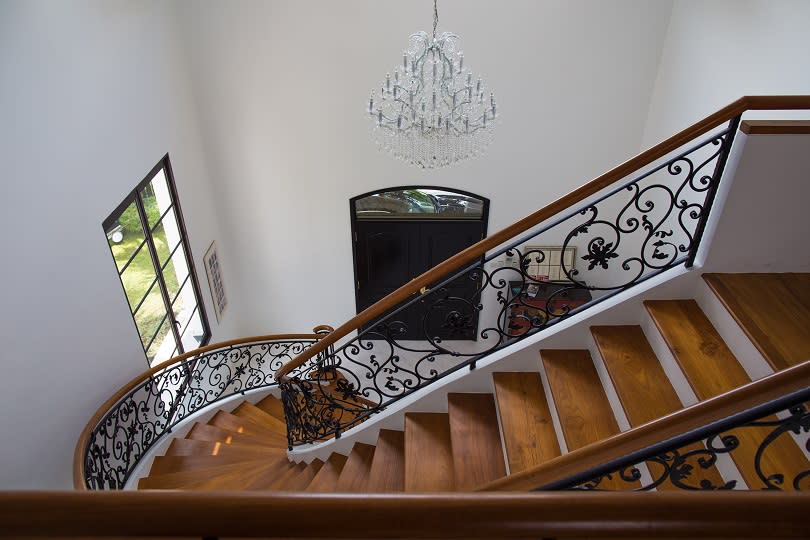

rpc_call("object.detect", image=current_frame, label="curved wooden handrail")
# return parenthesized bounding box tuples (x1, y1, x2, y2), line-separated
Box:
(1, 491, 809, 538)
(275, 95, 810, 381)
(478, 359, 810, 491)
(73, 328, 331, 489)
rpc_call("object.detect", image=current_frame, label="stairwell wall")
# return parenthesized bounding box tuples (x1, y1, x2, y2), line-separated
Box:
(641, 0, 810, 148)
(172, 0, 673, 338)
(0, 0, 231, 488)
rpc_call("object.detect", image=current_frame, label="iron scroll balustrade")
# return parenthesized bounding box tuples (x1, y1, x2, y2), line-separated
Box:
(79, 330, 332, 489)
(537, 385, 810, 491)
(279, 116, 743, 447)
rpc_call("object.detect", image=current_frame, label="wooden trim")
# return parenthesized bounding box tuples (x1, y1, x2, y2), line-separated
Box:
(478, 359, 810, 491)
(73, 328, 329, 489)
(274, 95, 810, 381)
(0, 491, 808, 538)
(740, 120, 810, 134)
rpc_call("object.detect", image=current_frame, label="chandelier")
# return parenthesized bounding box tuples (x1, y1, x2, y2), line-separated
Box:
(367, 0, 497, 169)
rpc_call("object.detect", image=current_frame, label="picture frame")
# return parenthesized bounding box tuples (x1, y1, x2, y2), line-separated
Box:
(523, 245, 576, 282)
(203, 241, 227, 323)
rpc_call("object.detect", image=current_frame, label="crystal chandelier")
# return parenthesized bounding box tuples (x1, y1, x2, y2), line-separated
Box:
(367, 0, 497, 169)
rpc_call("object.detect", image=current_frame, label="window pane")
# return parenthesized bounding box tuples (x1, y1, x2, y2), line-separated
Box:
(151, 207, 182, 267)
(140, 169, 172, 229)
(106, 201, 147, 273)
(180, 308, 205, 352)
(170, 278, 196, 329)
(120, 252, 158, 312)
(355, 189, 484, 219)
(162, 243, 189, 300)
(145, 315, 175, 365)
(135, 285, 170, 349)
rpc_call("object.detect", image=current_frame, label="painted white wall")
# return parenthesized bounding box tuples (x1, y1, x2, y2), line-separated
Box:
(172, 0, 673, 337)
(642, 0, 810, 148)
(0, 0, 231, 488)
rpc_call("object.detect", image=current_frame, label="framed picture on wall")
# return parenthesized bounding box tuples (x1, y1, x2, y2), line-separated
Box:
(203, 241, 227, 323)
(524, 245, 576, 282)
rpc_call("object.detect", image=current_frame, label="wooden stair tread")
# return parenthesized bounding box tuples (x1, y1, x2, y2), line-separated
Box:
(703, 273, 810, 370)
(148, 454, 282, 476)
(265, 462, 308, 490)
(591, 325, 725, 490)
(166, 438, 284, 458)
(367, 429, 405, 492)
(335, 443, 375, 492)
(232, 402, 287, 434)
(645, 300, 753, 395)
(186, 423, 283, 448)
(447, 393, 506, 490)
(179, 459, 293, 491)
(306, 453, 348, 492)
(492, 372, 561, 474)
(541, 349, 638, 490)
(255, 394, 287, 421)
(645, 299, 809, 490)
(208, 411, 288, 445)
(138, 458, 280, 490)
(279, 459, 324, 491)
(404, 412, 455, 491)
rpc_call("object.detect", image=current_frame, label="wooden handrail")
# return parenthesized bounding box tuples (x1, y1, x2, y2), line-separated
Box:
(73, 328, 330, 489)
(274, 95, 810, 381)
(1, 491, 808, 538)
(478, 359, 810, 491)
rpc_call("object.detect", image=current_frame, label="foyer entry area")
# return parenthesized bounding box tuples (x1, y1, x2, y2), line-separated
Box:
(350, 187, 489, 340)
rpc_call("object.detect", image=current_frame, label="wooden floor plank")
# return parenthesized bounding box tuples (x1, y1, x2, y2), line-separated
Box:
(231, 402, 287, 434)
(148, 454, 280, 476)
(591, 325, 725, 490)
(335, 443, 375, 492)
(306, 453, 348, 492)
(165, 438, 282, 458)
(367, 429, 405, 492)
(703, 273, 810, 371)
(185, 423, 282, 448)
(137, 459, 278, 490)
(279, 459, 324, 491)
(255, 394, 287, 421)
(645, 299, 809, 490)
(541, 349, 639, 490)
(404, 413, 455, 492)
(447, 393, 507, 490)
(492, 372, 561, 474)
(208, 411, 288, 446)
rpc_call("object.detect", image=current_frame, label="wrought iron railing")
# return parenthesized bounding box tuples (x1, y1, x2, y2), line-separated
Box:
(77, 330, 331, 489)
(278, 116, 744, 446)
(539, 385, 810, 491)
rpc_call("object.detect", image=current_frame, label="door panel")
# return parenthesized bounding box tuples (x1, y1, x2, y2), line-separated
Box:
(355, 220, 484, 340)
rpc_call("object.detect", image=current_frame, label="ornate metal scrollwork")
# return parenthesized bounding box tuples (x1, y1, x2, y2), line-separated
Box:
(282, 122, 740, 447)
(564, 403, 809, 492)
(84, 339, 317, 489)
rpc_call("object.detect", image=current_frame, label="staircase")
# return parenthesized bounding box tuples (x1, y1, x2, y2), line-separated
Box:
(137, 273, 810, 492)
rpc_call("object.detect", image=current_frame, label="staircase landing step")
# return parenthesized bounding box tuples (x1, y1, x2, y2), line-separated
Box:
(703, 273, 810, 371)
(404, 413, 455, 491)
(492, 372, 560, 474)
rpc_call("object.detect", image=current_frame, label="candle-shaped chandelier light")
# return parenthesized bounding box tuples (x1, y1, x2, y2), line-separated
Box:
(368, 0, 497, 169)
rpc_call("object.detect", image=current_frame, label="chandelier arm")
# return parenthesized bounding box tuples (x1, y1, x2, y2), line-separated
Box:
(433, 0, 438, 39)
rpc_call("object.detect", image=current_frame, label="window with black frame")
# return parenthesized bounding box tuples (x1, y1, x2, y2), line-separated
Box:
(103, 154, 210, 366)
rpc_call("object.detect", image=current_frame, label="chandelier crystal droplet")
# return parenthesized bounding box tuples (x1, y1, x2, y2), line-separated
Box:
(367, 0, 497, 169)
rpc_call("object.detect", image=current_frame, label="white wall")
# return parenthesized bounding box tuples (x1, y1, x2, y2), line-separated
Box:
(642, 0, 810, 148)
(0, 0, 230, 488)
(174, 0, 673, 337)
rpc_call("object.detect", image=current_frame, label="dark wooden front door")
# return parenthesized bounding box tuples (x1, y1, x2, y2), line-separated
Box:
(354, 220, 485, 340)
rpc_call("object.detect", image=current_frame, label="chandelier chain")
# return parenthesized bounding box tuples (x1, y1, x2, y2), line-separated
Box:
(433, 0, 438, 39)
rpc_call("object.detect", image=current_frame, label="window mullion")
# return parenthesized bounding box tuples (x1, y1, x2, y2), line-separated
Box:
(135, 191, 184, 356)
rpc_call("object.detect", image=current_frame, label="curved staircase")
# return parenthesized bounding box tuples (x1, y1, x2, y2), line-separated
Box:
(138, 273, 810, 492)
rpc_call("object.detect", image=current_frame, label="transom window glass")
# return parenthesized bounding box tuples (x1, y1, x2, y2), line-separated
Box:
(103, 155, 210, 366)
(354, 188, 484, 219)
